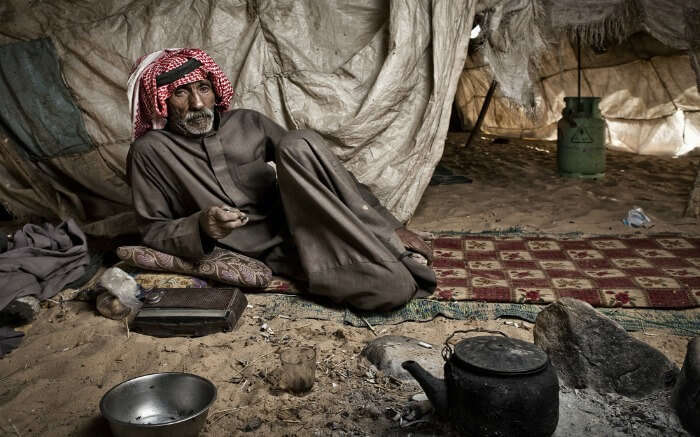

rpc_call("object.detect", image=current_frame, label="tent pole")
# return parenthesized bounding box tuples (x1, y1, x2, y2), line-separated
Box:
(577, 30, 582, 111)
(463, 80, 497, 148)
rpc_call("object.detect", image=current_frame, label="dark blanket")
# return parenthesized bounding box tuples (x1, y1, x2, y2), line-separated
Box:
(0, 219, 88, 311)
(0, 326, 24, 358)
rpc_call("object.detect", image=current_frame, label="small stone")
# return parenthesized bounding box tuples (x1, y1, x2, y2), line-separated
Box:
(326, 421, 343, 430)
(241, 416, 262, 432)
(672, 337, 700, 435)
(95, 292, 130, 320)
(404, 399, 433, 421)
(363, 405, 382, 419)
(0, 296, 41, 323)
(534, 298, 678, 398)
(361, 335, 444, 382)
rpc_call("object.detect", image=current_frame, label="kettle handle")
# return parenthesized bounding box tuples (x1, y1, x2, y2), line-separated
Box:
(442, 328, 508, 361)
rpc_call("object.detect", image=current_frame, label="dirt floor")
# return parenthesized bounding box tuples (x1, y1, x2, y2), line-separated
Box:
(0, 133, 699, 436)
(410, 133, 700, 235)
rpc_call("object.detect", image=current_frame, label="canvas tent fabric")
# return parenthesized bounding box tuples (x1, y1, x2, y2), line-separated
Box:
(455, 0, 700, 155)
(0, 38, 94, 160)
(0, 0, 475, 236)
(475, 0, 700, 106)
(457, 34, 700, 155)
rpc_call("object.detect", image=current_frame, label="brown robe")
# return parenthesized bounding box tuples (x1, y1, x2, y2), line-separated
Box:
(128, 109, 435, 310)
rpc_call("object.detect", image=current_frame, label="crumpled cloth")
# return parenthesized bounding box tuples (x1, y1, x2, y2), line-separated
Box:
(0, 326, 24, 358)
(0, 219, 89, 311)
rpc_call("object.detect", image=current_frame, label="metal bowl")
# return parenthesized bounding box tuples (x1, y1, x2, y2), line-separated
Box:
(100, 372, 217, 437)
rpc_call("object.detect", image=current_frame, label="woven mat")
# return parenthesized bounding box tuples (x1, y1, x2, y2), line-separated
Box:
(111, 249, 699, 334)
(429, 234, 700, 309)
(262, 234, 700, 309)
(117, 233, 700, 310)
(259, 294, 700, 336)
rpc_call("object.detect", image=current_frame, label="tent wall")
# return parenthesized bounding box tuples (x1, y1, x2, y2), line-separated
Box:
(456, 34, 700, 155)
(0, 0, 475, 235)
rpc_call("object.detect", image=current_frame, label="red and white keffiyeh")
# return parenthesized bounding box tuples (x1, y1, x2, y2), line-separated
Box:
(127, 48, 234, 140)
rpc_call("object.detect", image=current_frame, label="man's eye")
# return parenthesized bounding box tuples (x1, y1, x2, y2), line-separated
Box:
(174, 90, 187, 97)
(199, 86, 211, 93)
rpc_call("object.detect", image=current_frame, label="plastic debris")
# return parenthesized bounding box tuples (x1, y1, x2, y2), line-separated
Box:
(411, 393, 428, 402)
(622, 207, 652, 228)
(98, 267, 142, 312)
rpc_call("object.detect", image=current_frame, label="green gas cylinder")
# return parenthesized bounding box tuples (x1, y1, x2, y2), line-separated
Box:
(557, 97, 605, 178)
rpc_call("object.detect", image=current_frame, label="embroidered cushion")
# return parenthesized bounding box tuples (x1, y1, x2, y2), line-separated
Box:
(116, 262, 213, 290)
(116, 246, 272, 288)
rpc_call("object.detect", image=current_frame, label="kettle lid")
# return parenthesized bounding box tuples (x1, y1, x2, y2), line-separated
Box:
(452, 336, 548, 375)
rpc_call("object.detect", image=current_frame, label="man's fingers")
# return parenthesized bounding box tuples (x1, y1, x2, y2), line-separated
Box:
(218, 211, 245, 222)
(219, 217, 249, 229)
(415, 240, 434, 262)
(408, 241, 431, 259)
(396, 228, 433, 264)
(417, 245, 433, 263)
(213, 208, 246, 222)
(200, 206, 248, 239)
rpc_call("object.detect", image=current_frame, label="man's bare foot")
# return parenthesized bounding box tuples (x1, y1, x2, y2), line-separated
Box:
(395, 227, 433, 264)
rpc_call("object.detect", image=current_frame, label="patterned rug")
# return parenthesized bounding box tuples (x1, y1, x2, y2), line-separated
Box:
(116, 234, 700, 309)
(431, 234, 700, 309)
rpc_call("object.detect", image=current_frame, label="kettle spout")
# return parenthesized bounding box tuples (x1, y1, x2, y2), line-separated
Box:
(402, 360, 448, 417)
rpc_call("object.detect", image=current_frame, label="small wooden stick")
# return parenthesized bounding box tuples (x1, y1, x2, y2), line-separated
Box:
(361, 317, 377, 336)
(124, 318, 130, 339)
(210, 407, 241, 417)
(231, 351, 275, 376)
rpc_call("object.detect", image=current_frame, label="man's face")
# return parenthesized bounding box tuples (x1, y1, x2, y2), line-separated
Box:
(166, 79, 216, 137)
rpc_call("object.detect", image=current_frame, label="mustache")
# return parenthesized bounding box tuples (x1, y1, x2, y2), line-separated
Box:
(185, 107, 214, 122)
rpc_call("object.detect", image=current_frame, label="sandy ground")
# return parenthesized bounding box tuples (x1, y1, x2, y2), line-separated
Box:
(0, 133, 698, 436)
(410, 133, 700, 235)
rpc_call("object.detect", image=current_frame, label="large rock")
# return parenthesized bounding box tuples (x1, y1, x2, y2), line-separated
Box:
(361, 335, 444, 382)
(672, 337, 700, 435)
(534, 298, 678, 398)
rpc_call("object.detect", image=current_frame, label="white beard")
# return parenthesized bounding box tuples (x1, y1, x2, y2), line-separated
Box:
(177, 107, 214, 136)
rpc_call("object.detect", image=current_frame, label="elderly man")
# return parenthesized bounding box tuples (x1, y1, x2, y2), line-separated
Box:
(127, 48, 435, 311)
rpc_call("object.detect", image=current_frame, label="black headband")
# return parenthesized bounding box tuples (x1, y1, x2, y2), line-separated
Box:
(155, 58, 203, 87)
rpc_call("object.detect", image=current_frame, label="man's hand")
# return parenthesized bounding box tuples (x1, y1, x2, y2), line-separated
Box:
(395, 227, 433, 264)
(199, 205, 248, 239)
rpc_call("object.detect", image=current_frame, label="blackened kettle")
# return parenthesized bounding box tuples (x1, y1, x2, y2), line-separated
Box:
(402, 329, 559, 436)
